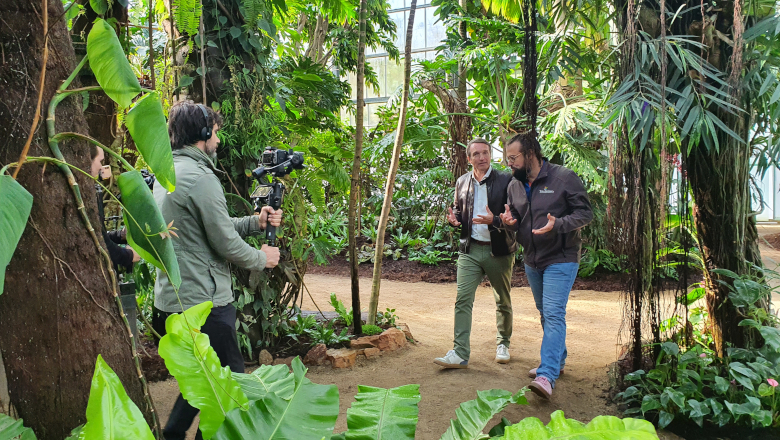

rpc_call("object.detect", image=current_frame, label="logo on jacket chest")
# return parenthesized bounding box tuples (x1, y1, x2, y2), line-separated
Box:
(538, 186, 555, 194)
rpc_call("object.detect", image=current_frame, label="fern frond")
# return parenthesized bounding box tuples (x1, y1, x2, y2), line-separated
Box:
(173, 0, 201, 36)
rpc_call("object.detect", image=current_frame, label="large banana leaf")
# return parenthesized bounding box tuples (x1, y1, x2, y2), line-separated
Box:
(212, 357, 339, 440)
(117, 170, 181, 288)
(86, 19, 141, 108)
(497, 410, 659, 440)
(125, 93, 176, 192)
(0, 413, 36, 440)
(440, 389, 528, 440)
(233, 364, 296, 401)
(78, 355, 154, 440)
(344, 384, 421, 440)
(158, 302, 249, 440)
(0, 175, 32, 295)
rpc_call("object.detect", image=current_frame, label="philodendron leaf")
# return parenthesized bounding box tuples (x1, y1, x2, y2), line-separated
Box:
(89, 0, 108, 15)
(439, 388, 529, 440)
(117, 170, 180, 288)
(125, 93, 176, 192)
(344, 384, 421, 440)
(0, 175, 32, 295)
(158, 302, 249, 440)
(233, 364, 296, 401)
(79, 355, 154, 440)
(0, 413, 36, 440)
(497, 410, 659, 440)
(213, 357, 339, 440)
(86, 18, 141, 108)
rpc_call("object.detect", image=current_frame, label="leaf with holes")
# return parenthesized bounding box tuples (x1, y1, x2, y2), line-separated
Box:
(0, 175, 32, 295)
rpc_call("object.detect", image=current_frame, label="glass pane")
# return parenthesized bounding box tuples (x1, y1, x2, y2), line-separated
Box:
(405, 10, 426, 50)
(390, 11, 405, 48)
(346, 72, 357, 100)
(426, 7, 446, 48)
(366, 57, 387, 98)
(366, 103, 379, 126)
(386, 58, 404, 96)
(389, 0, 404, 10)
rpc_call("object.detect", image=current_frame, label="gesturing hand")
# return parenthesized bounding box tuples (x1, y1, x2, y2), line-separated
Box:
(532, 213, 557, 235)
(473, 205, 494, 225)
(499, 204, 517, 226)
(447, 207, 461, 226)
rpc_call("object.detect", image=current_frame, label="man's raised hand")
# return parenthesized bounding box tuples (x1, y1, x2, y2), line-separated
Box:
(499, 204, 517, 226)
(473, 205, 495, 225)
(532, 213, 556, 235)
(257, 206, 283, 229)
(447, 207, 461, 226)
(261, 244, 280, 268)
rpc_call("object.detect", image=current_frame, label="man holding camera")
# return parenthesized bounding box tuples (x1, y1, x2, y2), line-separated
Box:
(434, 138, 517, 369)
(152, 101, 281, 440)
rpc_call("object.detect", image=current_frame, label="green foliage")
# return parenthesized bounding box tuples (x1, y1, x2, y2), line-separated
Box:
(125, 93, 176, 192)
(361, 324, 383, 336)
(286, 313, 318, 343)
(80, 355, 155, 440)
(495, 410, 659, 440)
(233, 364, 296, 401)
(409, 249, 453, 266)
(0, 413, 36, 440)
(376, 308, 398, 327)
(158, 302, 249, 439)
(578, 246, 626, 278)
(619, 269, 780, 430)
(213, 358, 340, 440)
(331, 293, 353, 326)
(0, 176, 32, 295)
(343, 384, 421, 440)
(306, 321, 351, 347)
(439, 388, 529, 440)
(173, 0, 202, 35)
(86, 19, 142, 108)
(117, 170, 181, 288)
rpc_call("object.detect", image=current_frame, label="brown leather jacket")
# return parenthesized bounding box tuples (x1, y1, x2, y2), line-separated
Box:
(452, 168, 517, 257)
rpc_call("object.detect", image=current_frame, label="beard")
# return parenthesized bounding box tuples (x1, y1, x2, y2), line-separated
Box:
(512, 167, 529, 183)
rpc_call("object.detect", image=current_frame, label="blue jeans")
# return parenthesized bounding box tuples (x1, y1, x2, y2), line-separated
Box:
(525, 263, 579, 387)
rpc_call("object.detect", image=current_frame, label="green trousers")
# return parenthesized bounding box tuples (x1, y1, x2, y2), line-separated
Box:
(453, 243, 514, 360)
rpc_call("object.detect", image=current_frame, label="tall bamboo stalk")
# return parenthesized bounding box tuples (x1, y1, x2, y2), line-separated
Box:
(367, 0, 417, 326)
(348, 0, 368, 335)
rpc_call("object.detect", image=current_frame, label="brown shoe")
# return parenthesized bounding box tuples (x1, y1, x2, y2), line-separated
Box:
(528, 367, 564, 379)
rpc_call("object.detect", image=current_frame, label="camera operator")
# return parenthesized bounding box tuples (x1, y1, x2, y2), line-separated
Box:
(152, 100, 282, 440)
(90, 145, 140, 273)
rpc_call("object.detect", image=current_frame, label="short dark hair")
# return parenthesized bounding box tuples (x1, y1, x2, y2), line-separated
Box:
(467, 138, 491, 157)
(507, 132, 543, 164)
(168, 100, 224, 150)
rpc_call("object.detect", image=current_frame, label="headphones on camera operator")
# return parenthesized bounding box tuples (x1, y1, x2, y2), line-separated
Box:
(197, 104, 212, 141)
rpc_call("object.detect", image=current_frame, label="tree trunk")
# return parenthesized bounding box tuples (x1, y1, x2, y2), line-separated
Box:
(0, 1, 153, 437)
(420, 80, 470, 180)
(348, 0, 368, 335)
(367, 0, 416, 325)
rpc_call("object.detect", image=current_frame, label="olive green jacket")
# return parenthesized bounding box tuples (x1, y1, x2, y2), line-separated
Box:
(153, 146, 267, 312)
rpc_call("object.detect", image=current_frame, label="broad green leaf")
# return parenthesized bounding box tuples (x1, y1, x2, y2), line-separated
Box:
(233, 364, 296, 401)
(344, 384, 421, 440)
(79, 355, 154, 440)
(439, 388, 528, 440)
(498, 410, 658, 440)
(759, 326, 780, 350)
(0, 175, 33, 295)
(86, 19, 141, 108)
(117, 170, 181, 288)
(125, 93, 175, 192)
(213, 357, 339, 440)
(178, 75, 194, 89)
(89, 0, 108, 15)
(158, 302, 249, 440)
(0, 413, 36, 440)
(658, 411, 673, 429)
(64, 426, 83, 440)
(677, 287, 705, 306)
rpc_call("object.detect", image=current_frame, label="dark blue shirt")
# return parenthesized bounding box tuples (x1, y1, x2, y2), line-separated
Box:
(524, 160, 547, 201)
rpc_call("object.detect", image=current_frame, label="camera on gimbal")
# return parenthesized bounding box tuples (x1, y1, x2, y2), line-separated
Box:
(250, 147, 305, 246)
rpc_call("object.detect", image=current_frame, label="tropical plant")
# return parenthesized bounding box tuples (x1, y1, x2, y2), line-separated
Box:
(376, 308, 399, 328)
(306, 321, 352, 347)
(286, 312, 318, 343)
(330, 293, 354, 327)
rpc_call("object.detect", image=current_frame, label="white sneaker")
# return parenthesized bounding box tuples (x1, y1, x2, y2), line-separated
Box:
(496, 344, 510, 364)
(434, 350, 468, 369)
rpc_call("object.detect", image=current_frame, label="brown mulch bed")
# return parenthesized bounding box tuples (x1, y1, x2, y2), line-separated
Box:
(308, 255, 639, 292)
(139, 338, 170, 382)
(763, 232, 780, 250)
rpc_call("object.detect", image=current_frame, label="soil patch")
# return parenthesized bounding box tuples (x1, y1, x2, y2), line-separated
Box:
(308, 255, 695, 293)
(139, 338, 169, 382)
(762, 232, 780, 250)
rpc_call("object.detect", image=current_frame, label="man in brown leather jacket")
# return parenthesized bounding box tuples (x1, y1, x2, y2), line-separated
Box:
(434, 138, 517, 369)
